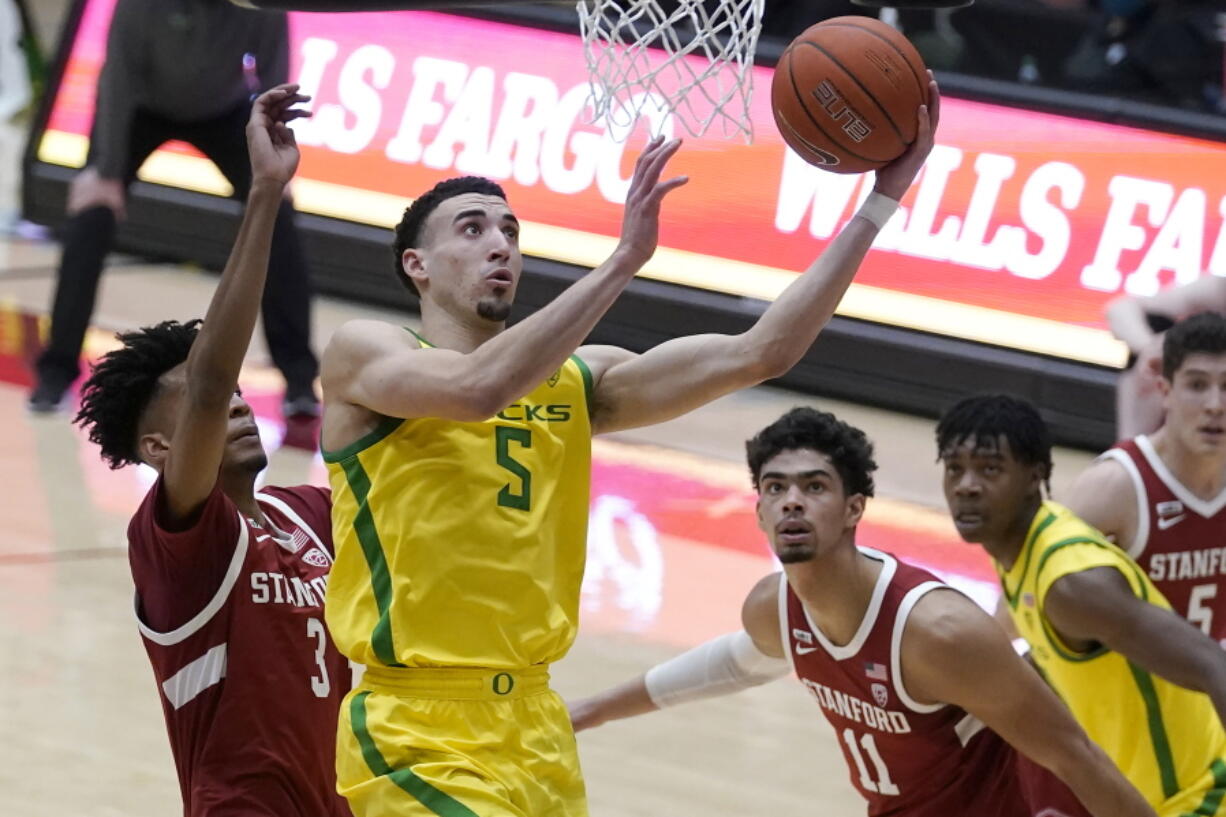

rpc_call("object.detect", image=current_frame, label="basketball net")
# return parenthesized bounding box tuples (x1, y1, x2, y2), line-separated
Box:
(576, 0, 765, 142)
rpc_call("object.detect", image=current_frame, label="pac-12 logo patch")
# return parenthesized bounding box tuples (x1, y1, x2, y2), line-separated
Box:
(871, 683, 889, 708)
(301, 548, 330, 567)
(792, 628, 814, 644)
(547, 369, 561, 387)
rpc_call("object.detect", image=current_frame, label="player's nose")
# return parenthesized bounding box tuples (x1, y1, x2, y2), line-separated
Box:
(228, 395, 253, 418)
(954, 471, 981, 495)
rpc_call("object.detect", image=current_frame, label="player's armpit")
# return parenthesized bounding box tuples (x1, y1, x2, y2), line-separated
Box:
(900, 589, 1155, 817)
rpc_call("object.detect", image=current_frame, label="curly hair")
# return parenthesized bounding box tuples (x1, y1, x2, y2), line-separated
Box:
(1163, 311, 1226, 380)
(391, 176, 508, 298)
(935, 393, 1053, 494)
(74, 320, 200, 469)
(745, 407, 877, 497)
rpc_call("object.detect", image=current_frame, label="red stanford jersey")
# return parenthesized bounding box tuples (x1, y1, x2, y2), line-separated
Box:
(1103, 436, 1226, 645)
(781, 548, 1028, 817)
(128, 480, 351, 817)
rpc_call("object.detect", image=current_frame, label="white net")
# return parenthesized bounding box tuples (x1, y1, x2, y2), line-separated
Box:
(575, 0, 766, 142)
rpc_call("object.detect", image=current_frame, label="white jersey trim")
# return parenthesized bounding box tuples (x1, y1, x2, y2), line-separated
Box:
(256, 491, 332, 563)
(1136, 434, 1226, 518)
(954, 711, 986, 747)
(162, 643, 227, 710)
(1097, 448, 1150, 559)
(778, 572, 797, 676)
(135, 513, 249, 646)
(804, 548, 897, 662)
(890, 580, 948, 714)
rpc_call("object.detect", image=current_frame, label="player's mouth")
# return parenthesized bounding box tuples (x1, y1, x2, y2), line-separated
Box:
(1198, 424, 1225, 442)
(485, 268, 515, 288)
(775, 518, 813, 546)
(952, 509, 986, 532)
(230, 425, 260, 443)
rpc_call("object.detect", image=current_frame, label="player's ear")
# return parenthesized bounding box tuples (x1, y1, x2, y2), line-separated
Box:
(139, 432, 171, 471)
(1027, 463, 1044, 495)
(844, 493, 865, 528)
(402, 248, 428, 292)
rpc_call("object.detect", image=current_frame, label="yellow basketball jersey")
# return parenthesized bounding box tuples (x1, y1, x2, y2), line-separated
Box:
(1000, 501, 1226, 811)
(324, 333, 593, 670)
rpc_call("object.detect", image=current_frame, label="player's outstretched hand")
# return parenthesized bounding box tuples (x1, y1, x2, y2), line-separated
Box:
(615, 135, 689, 270)
(873, 71, 940, 202)
(247, 83, 313, 186)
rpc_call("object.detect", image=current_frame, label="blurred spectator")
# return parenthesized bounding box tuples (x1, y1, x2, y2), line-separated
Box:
(0, 0, 32, 121)
(759, 0, 1226, 114)
(1062, 0, 1225, 111)
(1105, 274, 1226, 438)
(29, 0, 319, 418)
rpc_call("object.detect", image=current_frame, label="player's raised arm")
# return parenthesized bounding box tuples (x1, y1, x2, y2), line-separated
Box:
(568, 573, 788, 732)
(159, 85, 310, 522)
(900, 589, 1156, 817)
(580, 77, 938, 435)
(1106, 275, 1226, 357)
(1044, 567, 1226, 725)
(323, 137, 687, 423)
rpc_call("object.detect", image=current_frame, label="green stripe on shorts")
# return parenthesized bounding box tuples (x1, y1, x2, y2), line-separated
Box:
(350, 691, 479, 817)
(1181, 758, 1226, 817)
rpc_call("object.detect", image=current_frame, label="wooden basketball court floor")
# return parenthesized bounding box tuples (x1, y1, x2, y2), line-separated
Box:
(0, 112, 1099, 816)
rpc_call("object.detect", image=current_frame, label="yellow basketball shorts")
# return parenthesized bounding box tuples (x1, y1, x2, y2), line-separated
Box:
(1157, 758, 1226, 817)
(336, 665, 589, 817)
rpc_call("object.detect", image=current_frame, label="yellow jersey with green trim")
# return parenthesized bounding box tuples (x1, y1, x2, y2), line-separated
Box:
(1000, 501, 1226, 812)
(323, 337, 594, 670)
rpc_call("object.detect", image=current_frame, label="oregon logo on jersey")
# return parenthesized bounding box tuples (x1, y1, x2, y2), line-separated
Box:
(496, 404, 572, 423)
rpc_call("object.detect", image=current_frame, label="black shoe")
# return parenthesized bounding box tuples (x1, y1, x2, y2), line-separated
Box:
(28, 379, 69, 414)
(282, 389, 320, 420)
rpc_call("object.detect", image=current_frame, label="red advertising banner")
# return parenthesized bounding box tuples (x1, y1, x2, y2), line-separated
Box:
(38, 0, 1226, 366)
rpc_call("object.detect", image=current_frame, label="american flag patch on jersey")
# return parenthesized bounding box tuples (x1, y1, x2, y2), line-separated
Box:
(287, 529, 309, 553)
(864, 661, 888, 681)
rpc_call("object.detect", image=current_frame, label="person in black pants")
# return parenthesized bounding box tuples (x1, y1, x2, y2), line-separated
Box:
(30, 0, 318, 417)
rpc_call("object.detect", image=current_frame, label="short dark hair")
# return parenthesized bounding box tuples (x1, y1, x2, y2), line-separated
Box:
(74, 319, 200, 469)
(1163, 311, 1226, 380)
(746, 407, 877, 497)
(391, 176, 508, 298)
(935, 393, 1053, 493)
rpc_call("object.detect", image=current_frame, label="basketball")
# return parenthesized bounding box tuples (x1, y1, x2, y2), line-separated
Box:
(771, 16, 930, 174)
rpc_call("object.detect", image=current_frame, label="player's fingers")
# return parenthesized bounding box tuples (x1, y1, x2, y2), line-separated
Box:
(927, 72, 941, 130)
(655, 175, 689, 197)
(631, 134, 665, 176)
(639, 139, 682, 188)
(628, 135, 667, 194)
(268, 94, 312, 121)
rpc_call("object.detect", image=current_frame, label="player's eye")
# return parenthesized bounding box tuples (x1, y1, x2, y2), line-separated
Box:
(463, 223, 481, 235)
(503, 226, 519, 240)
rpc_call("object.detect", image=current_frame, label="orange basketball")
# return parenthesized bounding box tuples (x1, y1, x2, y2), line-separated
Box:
(771, 16, 930, 174)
